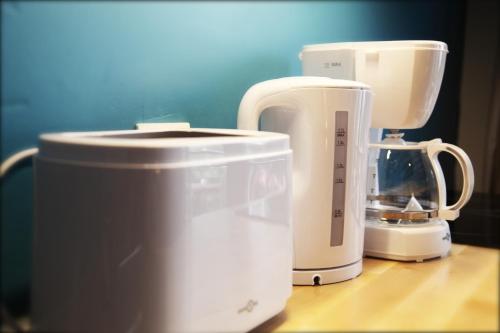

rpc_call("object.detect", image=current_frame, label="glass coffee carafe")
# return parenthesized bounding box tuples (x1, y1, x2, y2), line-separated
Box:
(366, 132, 474, 226)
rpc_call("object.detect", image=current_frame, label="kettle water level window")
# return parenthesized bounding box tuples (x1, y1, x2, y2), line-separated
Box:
(331, 111, 348, 246)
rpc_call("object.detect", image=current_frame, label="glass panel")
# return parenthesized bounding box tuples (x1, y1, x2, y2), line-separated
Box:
(367, 147, 439, 224)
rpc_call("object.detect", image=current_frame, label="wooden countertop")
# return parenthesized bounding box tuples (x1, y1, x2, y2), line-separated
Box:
(255, 244, 499, 332)
(7, 245, 498, 333)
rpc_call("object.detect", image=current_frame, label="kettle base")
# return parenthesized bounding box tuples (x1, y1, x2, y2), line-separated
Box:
(293, 260, 362, 286)
(364, 219, 452, 262)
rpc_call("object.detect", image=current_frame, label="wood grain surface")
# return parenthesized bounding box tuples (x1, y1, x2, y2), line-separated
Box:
(253, 244, 499, 332)
(5, 245, 498, 333)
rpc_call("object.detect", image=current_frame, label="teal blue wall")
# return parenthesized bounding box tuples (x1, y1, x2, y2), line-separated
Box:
(1, 1, 465, 312)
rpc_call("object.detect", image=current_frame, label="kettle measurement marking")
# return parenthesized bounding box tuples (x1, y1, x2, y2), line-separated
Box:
(331, 111, 348, 247)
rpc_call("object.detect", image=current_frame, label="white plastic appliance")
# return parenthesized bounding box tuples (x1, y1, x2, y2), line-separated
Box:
(300, 40, 475, 261)
(365, 136, 474, 261)
(238, 77, 373, 285)
(32, 127, 293, 332)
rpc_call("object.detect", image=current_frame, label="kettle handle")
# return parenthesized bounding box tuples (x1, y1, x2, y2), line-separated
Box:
(426, 141, 475, 221)
(237, 76, 361, 129)
(237, 79, 303, 130)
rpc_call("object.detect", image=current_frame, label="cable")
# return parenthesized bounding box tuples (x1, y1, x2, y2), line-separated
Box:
(0, 148, 38, 178)
(0, 148, 38, 332)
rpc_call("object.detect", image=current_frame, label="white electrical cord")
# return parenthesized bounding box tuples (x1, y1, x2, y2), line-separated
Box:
(0, 148, 38, 333)
(0, 147, 39, 178)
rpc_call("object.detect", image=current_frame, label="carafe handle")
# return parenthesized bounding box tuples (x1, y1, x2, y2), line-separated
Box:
(426, 140, 474, 221)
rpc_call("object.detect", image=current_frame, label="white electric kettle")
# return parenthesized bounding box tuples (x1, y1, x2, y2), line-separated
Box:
(238, 77, 373, 285)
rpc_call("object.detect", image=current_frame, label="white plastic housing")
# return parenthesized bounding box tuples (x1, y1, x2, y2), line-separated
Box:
(364, 220, 452, 262)
(238, 77, 373, 285)
(300, 40, 448, 129)
(32, 128, 293, 333)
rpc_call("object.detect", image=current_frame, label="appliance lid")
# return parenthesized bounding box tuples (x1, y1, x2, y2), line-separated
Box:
(301, 40, 448, 53)
(37, 128, 291, 167)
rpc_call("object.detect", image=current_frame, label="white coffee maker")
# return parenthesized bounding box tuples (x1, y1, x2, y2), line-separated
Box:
(300, 41, 475, 262)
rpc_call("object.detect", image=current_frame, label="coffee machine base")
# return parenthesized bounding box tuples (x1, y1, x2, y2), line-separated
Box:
(293, 260, 362, 286)
(364, 220, 452, 262)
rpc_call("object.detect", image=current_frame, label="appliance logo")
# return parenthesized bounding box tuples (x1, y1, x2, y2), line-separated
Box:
(323, 62, 342, 69)
(237, 300, 258, 314)
(442, 233, 451, 241)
